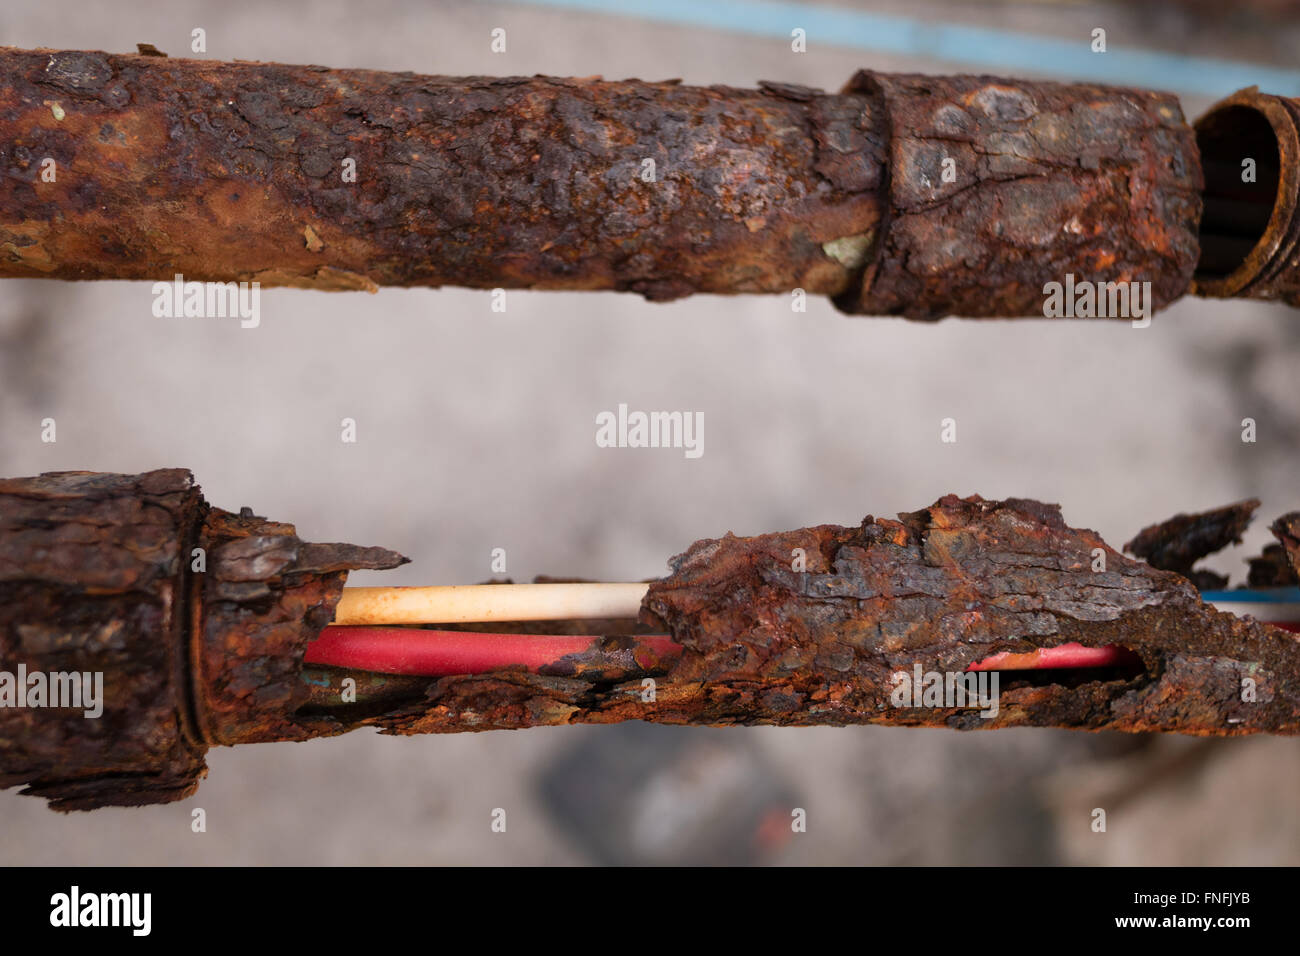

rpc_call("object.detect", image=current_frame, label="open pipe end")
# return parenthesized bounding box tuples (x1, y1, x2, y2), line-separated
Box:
(1193, 90, 1300, 298)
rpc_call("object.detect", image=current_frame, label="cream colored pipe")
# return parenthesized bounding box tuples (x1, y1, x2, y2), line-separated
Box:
(333, 583, 651, 626)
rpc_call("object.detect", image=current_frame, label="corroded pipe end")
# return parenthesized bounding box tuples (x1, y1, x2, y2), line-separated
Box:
(191, 508, 407, 747)
(1192, 88, 1300, 304)
(0, 469, 406, 809)
(0, 470, 208, 810)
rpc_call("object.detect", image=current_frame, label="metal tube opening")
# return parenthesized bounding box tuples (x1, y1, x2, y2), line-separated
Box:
(1193, 92, 1300, 299)
(1196, 106, 1280, 279)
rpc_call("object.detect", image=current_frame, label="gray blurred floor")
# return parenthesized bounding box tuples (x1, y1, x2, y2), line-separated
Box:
(1, 0, 1298, 864)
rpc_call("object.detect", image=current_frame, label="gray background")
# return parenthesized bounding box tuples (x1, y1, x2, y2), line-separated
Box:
(1, 0, 1298, 864)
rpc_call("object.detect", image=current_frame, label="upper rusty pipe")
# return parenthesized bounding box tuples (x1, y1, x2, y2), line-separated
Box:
(0, 48, 1206, 319)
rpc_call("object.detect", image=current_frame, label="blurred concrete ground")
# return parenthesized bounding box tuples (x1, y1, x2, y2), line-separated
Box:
(1, 0, 1298, 864)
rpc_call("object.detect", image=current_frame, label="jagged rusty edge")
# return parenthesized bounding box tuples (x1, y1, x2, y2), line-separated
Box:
(642, 497, 1299, 734)
(352, 496, 1300, 737)
(5, 473, 1299, 810)
(0, 48, 884, 303)
(837, 71, 1202, 320)
(0, 469, 208, 810)
(190, 508, 407, 747)
(1124, 498, 1259, 588)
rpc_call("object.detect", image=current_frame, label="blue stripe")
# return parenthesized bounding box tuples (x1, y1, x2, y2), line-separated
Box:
(510, 0, 1300, 97)
(1203, 587, 1300, 603)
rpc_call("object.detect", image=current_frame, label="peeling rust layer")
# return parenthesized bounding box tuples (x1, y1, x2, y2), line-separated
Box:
(0, 469, 207, 810)
(843, 72, 1201, 318)
(0, 49, 1206, 317)
(1124, 498, 1258, 590)
(353, 497, 1300, 738)
(191, 508, 407, 746)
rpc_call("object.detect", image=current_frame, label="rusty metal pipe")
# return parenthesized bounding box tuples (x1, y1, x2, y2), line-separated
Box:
(4, 469, 1300, 812)
(0, 47, 1207, 319)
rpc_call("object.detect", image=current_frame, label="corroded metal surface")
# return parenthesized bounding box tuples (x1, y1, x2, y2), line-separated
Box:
(1125, 498, 1258, 589)
(0, 48, 882, 301)
(0, 49, 1207, 318)
(0, 469, 207, 810)
(1270, 512, 1300, 576)
(5, 473, 1299, 811)
(1248, 511, 1300, 587)
(0, 469, 404, 809)
(190, 507, 406, 746)
(843, 72, 1202, 319)
(360, 497, 1300, 738)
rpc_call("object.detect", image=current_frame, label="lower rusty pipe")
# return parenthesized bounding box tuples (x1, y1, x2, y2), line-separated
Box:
(3, 470, 1300, 811)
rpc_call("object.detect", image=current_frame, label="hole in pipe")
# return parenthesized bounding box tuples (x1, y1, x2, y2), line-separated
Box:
(1195, 104, 1281, 279)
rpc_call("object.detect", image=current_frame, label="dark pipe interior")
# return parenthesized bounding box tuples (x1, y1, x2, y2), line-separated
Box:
(1195, 105, 1281, 279)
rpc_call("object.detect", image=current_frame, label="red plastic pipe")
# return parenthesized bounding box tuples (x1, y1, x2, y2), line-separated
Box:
(304, 626, 681, 677)
(968, 642, 1143, 672)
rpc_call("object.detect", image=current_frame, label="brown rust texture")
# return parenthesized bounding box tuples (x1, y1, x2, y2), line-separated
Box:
(0, 49, 1205, 317)
(0, 468, 406, 809)
(843, 72, 1202, 318)
(0, 469, 207, 810)
(1269, 512, 1300, 576)
(1247, 511, 1300, 587)
(353, 497, 1300, 738)
(190, 507, 407, 746)
(1247, 546, 1295, 587)
(0, 48, 882, 301)
(6, 471, 1299, 810)
(1124, 498, 1258, 590)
